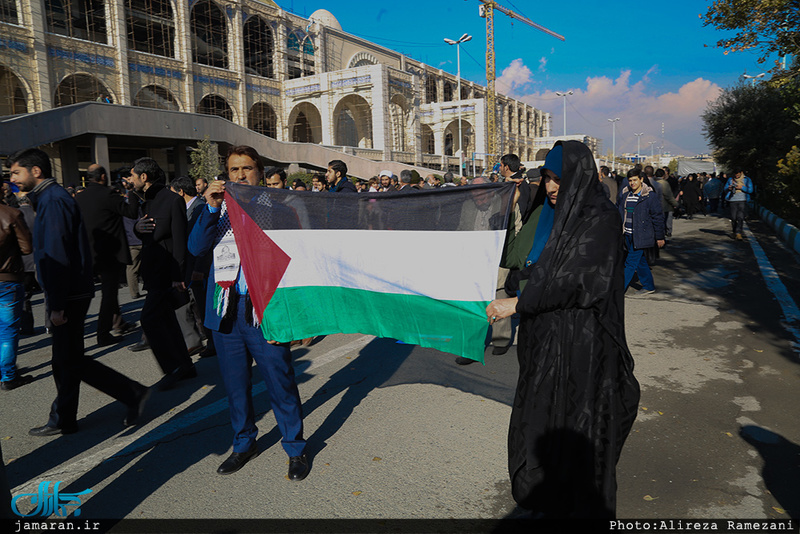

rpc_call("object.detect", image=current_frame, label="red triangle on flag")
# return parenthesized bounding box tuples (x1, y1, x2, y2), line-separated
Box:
(224, 194, 291, 323)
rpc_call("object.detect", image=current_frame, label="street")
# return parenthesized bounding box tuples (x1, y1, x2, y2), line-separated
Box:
(2, 209, 799, 528)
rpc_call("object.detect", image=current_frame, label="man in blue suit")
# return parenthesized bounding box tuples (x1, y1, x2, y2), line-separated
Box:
(188, 146, 308, 480)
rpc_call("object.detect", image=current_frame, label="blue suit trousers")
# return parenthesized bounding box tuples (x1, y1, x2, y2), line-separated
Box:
(213, 297, 306, 457)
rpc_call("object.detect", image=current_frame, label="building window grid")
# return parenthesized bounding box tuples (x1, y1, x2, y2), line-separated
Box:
(0, 0, 18, 24)
(54, 73, 111, 106)
(133, 84, 179, 111)
(243, 16, 274, 79)
(190, 0, 227, 69)
(126, 0, 175, 58)
(197, 93, 232, 121)
(45, 0, 107, 43)
(248, 102, 277, 138)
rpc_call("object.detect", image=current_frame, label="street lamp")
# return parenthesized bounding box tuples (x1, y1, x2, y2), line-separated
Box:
(648, 141, 656, 160)
(742, 73, 765, 86)
(445, 33, 472, 176)
(555, 90, 573, 136)
(608, 118, 620, 171)
(634, 132, 644, 163)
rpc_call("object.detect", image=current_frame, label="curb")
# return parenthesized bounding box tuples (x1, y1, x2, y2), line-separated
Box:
(756, 204, 800, 256)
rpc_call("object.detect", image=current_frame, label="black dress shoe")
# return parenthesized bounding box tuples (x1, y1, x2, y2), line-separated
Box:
(29, 424, 78, 436)
(97, 334, 123, 347)
(128, 340, 149, 352)
(491, 345, 510, 356)
(158, 364, 197, 391)
(114, 321, 138, 336)
(288, 454, 309, 481)
(198, 347, 217, 358)
(124, 386, 151, 426)
(217, 445, 259, 475)
(454, 356, 476, 365)
(1, 374, 33, 391)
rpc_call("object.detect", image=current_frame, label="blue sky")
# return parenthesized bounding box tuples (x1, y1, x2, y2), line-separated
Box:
(283, 0, 775, 156)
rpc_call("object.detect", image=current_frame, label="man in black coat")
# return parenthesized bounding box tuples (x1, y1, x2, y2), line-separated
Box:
(75, 164, 139, 346)
(8, 148, 149, 435)
(129, 158, 195, 390)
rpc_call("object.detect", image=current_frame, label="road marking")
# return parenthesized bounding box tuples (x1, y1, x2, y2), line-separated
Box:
(744, 223, 800, 352)
(11, 335, 377, 496)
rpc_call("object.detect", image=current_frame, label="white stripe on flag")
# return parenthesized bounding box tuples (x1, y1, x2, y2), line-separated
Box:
(253, 229, 504, 302)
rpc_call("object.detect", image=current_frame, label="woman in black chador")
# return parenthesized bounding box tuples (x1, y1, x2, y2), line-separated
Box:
(487, 140, 640, 518)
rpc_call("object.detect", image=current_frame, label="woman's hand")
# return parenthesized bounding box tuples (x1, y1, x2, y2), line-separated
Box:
(486, 297, 518, 324)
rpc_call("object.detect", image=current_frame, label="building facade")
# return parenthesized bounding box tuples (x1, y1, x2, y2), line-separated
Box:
(0, 0, 550, 174)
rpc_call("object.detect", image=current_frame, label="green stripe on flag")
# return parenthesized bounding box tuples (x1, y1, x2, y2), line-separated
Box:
(260, 286, 490, 363)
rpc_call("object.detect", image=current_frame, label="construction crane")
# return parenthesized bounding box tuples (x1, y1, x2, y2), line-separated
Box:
(477, 0, 564, 158)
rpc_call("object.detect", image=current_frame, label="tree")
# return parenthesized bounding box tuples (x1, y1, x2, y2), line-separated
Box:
(703, 81, 800, 221)
(189, 136, 221, 183)
(702, 0, 800, 84)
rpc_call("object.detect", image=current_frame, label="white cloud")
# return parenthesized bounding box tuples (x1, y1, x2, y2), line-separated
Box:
(496, 58, 533, 94)
(501, 61, 722, 155)
(539, 57, 547, 72)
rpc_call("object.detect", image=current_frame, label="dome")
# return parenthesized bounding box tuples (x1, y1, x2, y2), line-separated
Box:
(309, 9, 342, 32)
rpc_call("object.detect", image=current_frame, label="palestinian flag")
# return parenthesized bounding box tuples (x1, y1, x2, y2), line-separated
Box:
(222, 181, 515, 363)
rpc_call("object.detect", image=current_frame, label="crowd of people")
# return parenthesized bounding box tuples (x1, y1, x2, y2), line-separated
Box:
(0, 142, 754, 518)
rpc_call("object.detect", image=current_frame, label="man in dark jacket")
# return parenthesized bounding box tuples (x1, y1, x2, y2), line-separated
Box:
(618, 169, 665, 297)
(75, 164, 139, 346)
(325, 160, 357, 193)
(129, 157, 195, 390)
(0, 177, 33, 390)
(7, 148, 149, 434)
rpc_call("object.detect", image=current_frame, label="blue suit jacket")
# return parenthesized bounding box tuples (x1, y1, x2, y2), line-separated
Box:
(187, 206, 225, 332)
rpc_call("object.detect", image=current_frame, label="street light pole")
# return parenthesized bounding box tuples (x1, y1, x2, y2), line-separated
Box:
(445, 33, 472, 177)
(634, 132, 644, 163)
(648, 141, 656, 161)
(555, 90, 573, 136)
(742, 72, 765, 86)
(608, 118, 620, 171)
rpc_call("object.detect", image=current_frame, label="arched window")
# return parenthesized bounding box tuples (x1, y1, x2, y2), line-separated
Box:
(243, 16, 273, 79)
(126, 0, 175, 58)
(1, 0, 18, 24)
(425, 76, 437, 104)
(54, 74, 111, 107)
(45, 0, 107, 43)
(443, 82, 453, 102)
(444, 132, 453, 156)
(421, 125, 435, 155)
(333, 95, 372, 148)
(389, 94, 408, 152)
(248, 102, 277, 138)
(289, 102, 322, 144)
(461, 84, 469, 100)
(0, 66, 27, 116)
(197, 94, 232, 121)
(133, 85, 179, 111)
(191, 0, 227, 69)
(286, 31, 314, 79)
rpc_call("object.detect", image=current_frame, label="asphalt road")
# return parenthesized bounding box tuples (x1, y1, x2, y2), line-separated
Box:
(2, 209, 799, 529)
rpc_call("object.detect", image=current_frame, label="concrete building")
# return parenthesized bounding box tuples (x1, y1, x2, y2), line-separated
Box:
(0, 0, 551, 181)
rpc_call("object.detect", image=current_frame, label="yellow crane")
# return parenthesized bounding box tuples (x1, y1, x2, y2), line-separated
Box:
(477, 0, 564, 158)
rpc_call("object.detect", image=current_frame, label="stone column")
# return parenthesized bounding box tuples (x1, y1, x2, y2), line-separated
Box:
(174, 143, 189, 178)
(59, 139, 80, 185)
(371, 64, 390, 159)
(27, 0, 52, 110)
(90, 134, 110, 173)
(230, 3, 248, 128)
(175, 0, 195, 112)
(108, 0, 130, 104)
